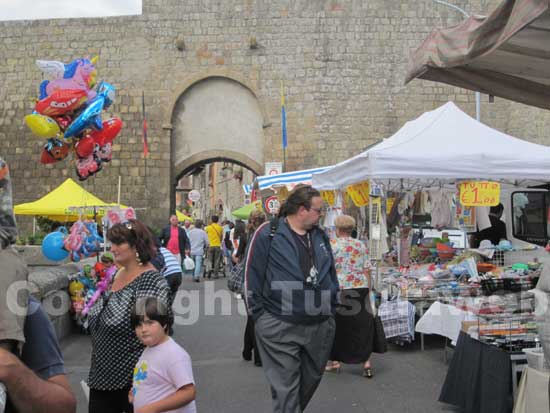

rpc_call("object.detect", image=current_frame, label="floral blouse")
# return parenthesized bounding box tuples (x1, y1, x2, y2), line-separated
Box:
(330, 237, 369, 290)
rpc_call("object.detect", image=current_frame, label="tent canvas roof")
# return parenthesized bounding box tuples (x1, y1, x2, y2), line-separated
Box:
(406, 0, 550, 110)
(14, 178, 115, 221)
(312, 102, 550, 190)
(232, 201, 262, 220)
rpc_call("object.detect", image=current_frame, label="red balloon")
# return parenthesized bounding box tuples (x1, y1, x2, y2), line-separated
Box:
(35, 89, 87, 117)
(89, 117, 122, 146)
(74, 136, 96, 159)
(55, 115, 72, 131)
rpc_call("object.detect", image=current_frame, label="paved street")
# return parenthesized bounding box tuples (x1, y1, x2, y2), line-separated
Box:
(62, 276, 459, 413)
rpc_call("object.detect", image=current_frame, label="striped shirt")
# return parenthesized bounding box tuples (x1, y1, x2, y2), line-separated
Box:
(159, 247, 182, 277)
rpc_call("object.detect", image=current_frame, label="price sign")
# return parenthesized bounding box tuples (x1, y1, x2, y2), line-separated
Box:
(458, 181, 500, 206)
(321, 190, 336, 206)
(188, 190, 200, 202)
(264, 196, 280, 214)
(346, 181, 370, 207)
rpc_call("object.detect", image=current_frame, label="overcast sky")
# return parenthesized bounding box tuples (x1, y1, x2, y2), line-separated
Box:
(0, 0, 141, 21)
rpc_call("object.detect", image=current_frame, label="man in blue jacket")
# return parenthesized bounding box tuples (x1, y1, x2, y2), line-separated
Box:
(244, 185, 338, 413)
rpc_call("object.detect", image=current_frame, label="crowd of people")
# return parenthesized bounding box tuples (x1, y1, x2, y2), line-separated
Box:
(2, 160, 380, 413)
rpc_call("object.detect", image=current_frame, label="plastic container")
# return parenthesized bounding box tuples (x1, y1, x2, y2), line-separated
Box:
(523, 347, 550, 372)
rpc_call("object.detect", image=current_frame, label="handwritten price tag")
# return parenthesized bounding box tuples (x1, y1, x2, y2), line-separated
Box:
(346, 181, 370, 207)
(321, 190, 336, 206)
(458, 181, 500, 206)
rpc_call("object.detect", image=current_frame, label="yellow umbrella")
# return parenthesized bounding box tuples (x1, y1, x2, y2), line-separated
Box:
(14, 178, 123, 221)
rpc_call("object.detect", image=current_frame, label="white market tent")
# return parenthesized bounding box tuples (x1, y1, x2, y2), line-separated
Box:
(312, 102, 550, 191)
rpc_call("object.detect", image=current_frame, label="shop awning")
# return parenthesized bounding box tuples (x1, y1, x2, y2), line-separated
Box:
(14, 178, 123, 221)
(406, 0, 550, 110)
(255, 166, 332, 191)
(232, 201, 262, 220)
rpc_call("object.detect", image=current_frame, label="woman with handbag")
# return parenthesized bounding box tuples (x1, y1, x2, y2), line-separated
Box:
(326, 215, 377, 378)
(240, 210, 266, 367)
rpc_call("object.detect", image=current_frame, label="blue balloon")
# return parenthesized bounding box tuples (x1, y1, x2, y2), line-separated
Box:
(64, 95, 105, 138)
(42, 230, 69, 261)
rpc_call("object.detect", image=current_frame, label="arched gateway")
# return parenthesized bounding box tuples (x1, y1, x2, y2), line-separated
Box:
(164, 72, 267, 211)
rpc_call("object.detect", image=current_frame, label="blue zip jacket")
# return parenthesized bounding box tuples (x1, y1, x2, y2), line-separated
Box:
(244, 219, 338, 324)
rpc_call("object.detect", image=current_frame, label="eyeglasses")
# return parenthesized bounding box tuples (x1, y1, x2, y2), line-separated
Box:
(310, 207, 325, 214)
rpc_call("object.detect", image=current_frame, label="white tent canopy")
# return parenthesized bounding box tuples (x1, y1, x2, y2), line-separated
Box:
(312, 102, 550, 191)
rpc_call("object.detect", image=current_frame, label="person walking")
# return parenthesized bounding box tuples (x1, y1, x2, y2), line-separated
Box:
(188, 220, 209, 282)
(87, 220, 171, 413)
(245, 185, 338, 413)
(158, 246, 183, 303)
(205, 215, 223, 279)
(325, 215, 376, 378)
(239, 212, 265, 367)
(159, 214, 190, 267)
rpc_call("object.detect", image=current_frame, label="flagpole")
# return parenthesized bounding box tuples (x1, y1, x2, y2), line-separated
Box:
(280, 80, 287, 173)
(142, 90, 149, 206)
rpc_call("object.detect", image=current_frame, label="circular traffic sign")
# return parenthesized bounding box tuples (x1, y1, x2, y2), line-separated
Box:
(264, 196, 280, 214)
(188, 190, 200, 202)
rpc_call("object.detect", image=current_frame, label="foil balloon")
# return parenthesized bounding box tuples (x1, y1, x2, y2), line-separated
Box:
(89, 117, 122, 146)
(38, 57, 98, 100)
(63, 95, 104, 138)
(76, 154, 101, 181)
(34, 89, 87, 117)
(24, 113, 61, 138)
(96, 81, 115, 109)
(74, 136, 96, 159)
(43, 138, 70, 162)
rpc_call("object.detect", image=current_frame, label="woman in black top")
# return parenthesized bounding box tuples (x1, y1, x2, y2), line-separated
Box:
(87, 219, 171, 413)
(241, 211, 266, 366)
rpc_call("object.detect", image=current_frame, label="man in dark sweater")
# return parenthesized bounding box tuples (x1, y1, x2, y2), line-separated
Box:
(245, 185, 338, 413)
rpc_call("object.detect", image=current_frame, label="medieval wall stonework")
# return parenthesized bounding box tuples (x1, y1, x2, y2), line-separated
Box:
(1, 0, 549, 229)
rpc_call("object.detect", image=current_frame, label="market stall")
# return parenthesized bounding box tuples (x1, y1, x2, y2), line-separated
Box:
(14, 178, 122, 221)
(312, 101, 550, 410)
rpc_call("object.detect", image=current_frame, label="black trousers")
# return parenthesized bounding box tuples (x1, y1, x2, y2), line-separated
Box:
(166, 272, 183, 303)
(89, 387, 133, 413)
(243, 314, 261, 363)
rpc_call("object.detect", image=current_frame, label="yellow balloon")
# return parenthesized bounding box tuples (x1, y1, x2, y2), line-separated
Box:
(24, 113, 60, 138)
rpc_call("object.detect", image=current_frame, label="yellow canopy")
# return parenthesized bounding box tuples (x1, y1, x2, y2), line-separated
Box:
(175, 210, 194, 222)
(14, 178, 123, 221)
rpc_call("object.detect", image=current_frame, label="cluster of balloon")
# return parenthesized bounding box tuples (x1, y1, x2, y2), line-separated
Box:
(62, 220, 104, 262)
(42, 220, 103, 262)
(24, 56, 123, 180)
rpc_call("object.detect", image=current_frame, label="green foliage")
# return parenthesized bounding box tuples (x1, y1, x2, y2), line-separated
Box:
(36, 216, 65, 233)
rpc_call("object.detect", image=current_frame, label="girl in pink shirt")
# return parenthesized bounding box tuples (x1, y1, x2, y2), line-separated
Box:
(130, 297, 197, 413)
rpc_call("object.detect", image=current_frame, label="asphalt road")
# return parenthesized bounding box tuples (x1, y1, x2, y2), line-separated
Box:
(61, 276, 460, 412)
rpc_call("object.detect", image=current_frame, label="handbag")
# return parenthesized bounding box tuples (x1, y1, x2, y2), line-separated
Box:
(227, 261, 245, 293)
(372, 315, 388, 354)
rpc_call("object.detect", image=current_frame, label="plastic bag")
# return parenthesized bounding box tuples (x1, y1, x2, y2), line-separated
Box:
(183, 255, 195, 271)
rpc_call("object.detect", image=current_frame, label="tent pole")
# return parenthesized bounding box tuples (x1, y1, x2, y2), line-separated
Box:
(117, 176, 122, 205)
(33, 217, 36, 235)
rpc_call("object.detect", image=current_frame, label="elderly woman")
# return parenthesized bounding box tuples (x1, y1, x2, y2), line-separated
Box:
(326, 215, 375, 378)
(87, 219, 171, 413)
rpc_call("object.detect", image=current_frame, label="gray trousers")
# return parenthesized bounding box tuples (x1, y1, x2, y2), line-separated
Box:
(255, 312, 336, 413)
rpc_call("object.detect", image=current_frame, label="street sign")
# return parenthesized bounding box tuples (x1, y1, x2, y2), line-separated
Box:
(264, 195, 280, 214)
(265, 162, 282, 176)
(188, 190, 200, 202)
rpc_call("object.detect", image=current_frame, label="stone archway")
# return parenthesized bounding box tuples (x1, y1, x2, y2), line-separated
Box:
(165, 74, 267, 211)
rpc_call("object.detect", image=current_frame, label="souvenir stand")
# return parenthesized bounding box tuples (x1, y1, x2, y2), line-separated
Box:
(313, 101, 550, 410)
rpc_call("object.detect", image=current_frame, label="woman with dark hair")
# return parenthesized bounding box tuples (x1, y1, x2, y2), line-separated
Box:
(241, 210, 266, 367)
(231, 219, 247, 263)
(87, 219, 171, 413)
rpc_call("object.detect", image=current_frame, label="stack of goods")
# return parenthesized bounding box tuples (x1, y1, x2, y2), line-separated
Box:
(378, 298, 416, 345)
(68, 264, 99, 333)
